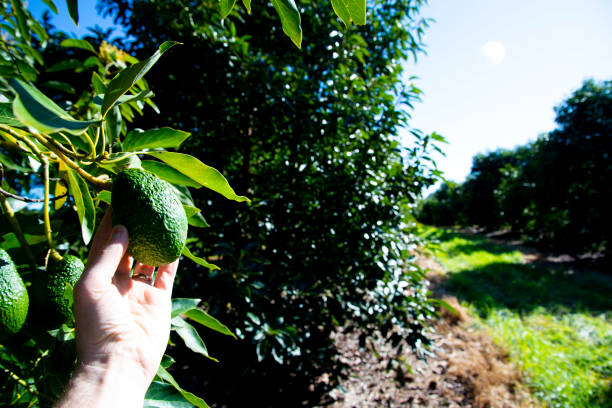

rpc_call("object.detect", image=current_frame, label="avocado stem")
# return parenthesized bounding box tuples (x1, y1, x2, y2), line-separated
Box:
(42, 160, 55, 253)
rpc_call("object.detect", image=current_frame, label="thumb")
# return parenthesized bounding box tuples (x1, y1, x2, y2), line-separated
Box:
(83, 225, 129, 285)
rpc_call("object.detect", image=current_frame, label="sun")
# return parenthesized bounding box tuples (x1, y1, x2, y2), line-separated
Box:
(482, 41, 506, 64)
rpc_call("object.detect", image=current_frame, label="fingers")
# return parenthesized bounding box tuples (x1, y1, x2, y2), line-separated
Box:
(87, 208, 113, 261)
(154, 260, 179, 292)
(82, 224, 129, 286)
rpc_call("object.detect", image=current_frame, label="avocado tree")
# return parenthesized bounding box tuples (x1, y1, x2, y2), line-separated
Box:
(98, 0, 443, 405)
(0, 0, 393, 406)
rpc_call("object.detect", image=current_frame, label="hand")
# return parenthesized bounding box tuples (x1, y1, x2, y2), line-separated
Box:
(57, 208, 178, 407)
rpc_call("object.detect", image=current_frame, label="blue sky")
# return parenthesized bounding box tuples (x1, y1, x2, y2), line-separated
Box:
(30, 0, 612, 186)
(404, 0, 612, 185)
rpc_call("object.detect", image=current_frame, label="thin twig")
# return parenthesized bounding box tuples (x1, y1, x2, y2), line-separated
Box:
(0, 187, 68, 203)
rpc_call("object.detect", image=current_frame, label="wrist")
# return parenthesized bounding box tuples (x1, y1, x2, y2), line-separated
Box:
(58, 354, 150, 408)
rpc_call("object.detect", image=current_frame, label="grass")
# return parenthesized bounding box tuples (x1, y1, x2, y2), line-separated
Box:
(419, 226, 612, 408)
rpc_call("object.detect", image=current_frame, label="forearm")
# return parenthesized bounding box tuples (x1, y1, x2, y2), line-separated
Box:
(56, 358, 149, 408)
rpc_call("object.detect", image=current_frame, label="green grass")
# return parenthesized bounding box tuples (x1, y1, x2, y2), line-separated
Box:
(420, 226, 612, 408)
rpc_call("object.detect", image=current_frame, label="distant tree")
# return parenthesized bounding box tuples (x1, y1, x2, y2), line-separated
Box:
(418, 79, 611, 256)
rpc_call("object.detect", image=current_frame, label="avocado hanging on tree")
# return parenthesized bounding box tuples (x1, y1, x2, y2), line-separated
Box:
(0, 248, 29, 339)
(111, 167, 188, 266)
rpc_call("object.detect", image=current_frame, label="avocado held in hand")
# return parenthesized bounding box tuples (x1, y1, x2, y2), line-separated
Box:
(0, 249, 29, 339)
(111, 168, 187, 266)
(44, 255, 84, 325)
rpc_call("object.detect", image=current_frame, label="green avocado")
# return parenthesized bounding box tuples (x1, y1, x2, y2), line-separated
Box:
(44, 255, 84, 325)
(111, 168, 187, 266)
(0, 248, 29, 339)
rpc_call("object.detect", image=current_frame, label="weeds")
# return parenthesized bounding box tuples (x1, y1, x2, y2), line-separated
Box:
(421, 226, 612, 408)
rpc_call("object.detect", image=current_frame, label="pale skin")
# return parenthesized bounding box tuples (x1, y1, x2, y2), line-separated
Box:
(57, 209, 178, 407)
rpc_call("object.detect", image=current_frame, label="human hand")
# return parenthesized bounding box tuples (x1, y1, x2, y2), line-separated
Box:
(57, 208, 178, 407)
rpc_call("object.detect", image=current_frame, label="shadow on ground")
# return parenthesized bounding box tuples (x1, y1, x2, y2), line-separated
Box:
(424, 228, 612, 316)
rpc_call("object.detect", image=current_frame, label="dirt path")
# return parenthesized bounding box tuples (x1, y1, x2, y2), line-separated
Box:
(323, 256, 536, 408)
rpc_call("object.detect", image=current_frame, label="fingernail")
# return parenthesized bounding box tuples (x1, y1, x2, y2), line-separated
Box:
(110, 225, 127, 243)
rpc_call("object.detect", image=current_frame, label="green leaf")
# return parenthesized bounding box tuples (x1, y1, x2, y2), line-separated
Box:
(40, 0, 58, 13)
(41, 80, 75, 94)
(155, 365, 210, 408)
(242, 0, 252, 13)
(66, 168, 95, 245)
(271, 0, 302, 48)
(101, 41, 179, 118)
(171, 298, 201, 318)
(144, 382, 194, 408)
(91, 72, 106, 94)
(145, 152, 249, 203)
(220, 0, 237, 18)
(10, 78, 99, 135)
(10, 0, 30, 43)
(122, 127, 190, 152)
(46, 59, 83, 73)
(331, 0, 351, 27)
(105, 105, 122, 146)
(0, 102, 24, 127)
(60, 38, 95, 53)
(346, 0, 366, 25)
(95, 190, 111, 205)
(171, 316, 218, 362)
(98, 152, 141, 174)
(141, 160, 201, 188)
(182, 246, 219, 270)
(66, 0, 78, 25)
(184, 308, 236, 339)
(182, 205, 209, 228)
(93, 90, 154, 109)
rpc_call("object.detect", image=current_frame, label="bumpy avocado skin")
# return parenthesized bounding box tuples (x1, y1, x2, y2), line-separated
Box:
(111, 168, 187, 266)
(0, 248, 29, 339)
(45, 255, 84, 324)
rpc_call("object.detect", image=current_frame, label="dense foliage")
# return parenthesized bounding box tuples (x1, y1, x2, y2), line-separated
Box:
(418, 79, 611, 257)
(97, 0, 443, 405)
(0, 0, 443, 405)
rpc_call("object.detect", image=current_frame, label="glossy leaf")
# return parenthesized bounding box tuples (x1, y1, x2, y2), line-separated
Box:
(40, 0, 58, 13)
(0, 102, 23, 127)
(10, 78, 99, 135)
(171, 316, 218, 362)
(101, 41, 179, 118)
(171, 298, 201, 318)
(271, 0, 302, 48)
(41, 80, 76, 94)
(98, 152, 141, 174)
(182, 246, 219, 270)
(242, 0, 252, 13)
(60, 38, 95, 53)
(122, 127, 190, 151)
(66, 0, 78, 25)
(184, 308, 236, 339)
(54, 161, 68, 210)
(66, 168, 95, 245)
(346, 0, 366, 25)
(145, 152, 249, 202)
(91, 72, 106, 94)
(156, 365, 210, 408)
(96, 190, 111, 205)
(93, 90, 153, 109)
(183, 205, 209, 228)
(220, 0, 237, 18)
(331, 0, 351, 27)
(11, 0, 30, 43)
(141, 160, 202, 188)
(144, 382, 194, 408)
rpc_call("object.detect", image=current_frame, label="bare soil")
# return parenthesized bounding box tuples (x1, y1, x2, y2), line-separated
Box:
(321, 255, 537, 408)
